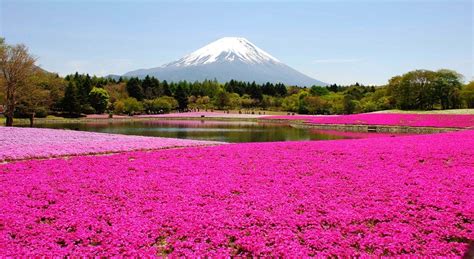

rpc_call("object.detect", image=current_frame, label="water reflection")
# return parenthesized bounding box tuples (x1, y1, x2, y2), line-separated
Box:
(31, 119, 397, 143)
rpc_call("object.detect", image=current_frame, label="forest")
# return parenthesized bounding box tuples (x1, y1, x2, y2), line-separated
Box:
(27, 69, 474, 118)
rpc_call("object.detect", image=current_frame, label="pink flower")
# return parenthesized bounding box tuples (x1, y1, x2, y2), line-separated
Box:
(0, 130, 473, 256)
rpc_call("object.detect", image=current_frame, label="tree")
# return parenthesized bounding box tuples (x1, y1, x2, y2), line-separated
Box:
(461, 81, 474, 108)
(174, 85, 188, 111)
(62, 81, 81, 116)
(16, 71, 63, 126)
(0, 38, 37, 126)
(249, 81, 263, 101)
(162, 80, 172, 96)
(126, 77, 144, 100)
(89, 87, 110, 113)
(31, 71, 66, 112)
(275, 83, 287, 96)
(78, 74, 92, 106)
(304, 96, 326, 114)
(343, 95, 357, 114)
(123, 97, 143, 115)
(214, 90, 230, 109)
(310, 85, 330, 96)
(195, 96, 212, 110)
(388, 69, 463, 110)
(282, 94, 299, 112)
(114, 100, 125, 114)
(433, 69, 463, 109)
(388, 70, 435, 110)
(142, 75, 154, 99)
(143, 96, 178, 113)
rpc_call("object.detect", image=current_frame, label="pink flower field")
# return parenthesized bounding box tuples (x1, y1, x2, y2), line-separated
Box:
(136, 111, 266, 119)
(0, 127, 221, 161)
(264, 113, 474, 129)
(311, 129, 413, 139)
(0, 130, 473, 256)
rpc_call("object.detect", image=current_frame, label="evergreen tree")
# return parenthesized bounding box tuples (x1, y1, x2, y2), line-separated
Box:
(142, 75, 153, 99)
(126, 77, 144, 100)
(162, 80, 172, 96)
(78, 74, 92, 105)
(174, 85, 188, 111)
(150, 77, 162, 97)
(62, 82, 81, 115)
(275, 83, 287, 96)
(249, 81, 263, 101)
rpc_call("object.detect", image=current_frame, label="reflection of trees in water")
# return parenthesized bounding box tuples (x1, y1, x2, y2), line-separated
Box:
(34, 120, 352, 143)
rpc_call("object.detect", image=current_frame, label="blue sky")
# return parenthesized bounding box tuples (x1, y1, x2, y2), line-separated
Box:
(1, 0, 472, 85)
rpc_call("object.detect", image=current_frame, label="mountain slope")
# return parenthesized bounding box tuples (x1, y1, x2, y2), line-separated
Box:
(123, 37, 327, 86)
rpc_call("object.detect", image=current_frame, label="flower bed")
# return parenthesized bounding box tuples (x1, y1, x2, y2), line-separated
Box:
(136, 111, 266, 119)
(0, 127, 222, 161)
(1, 130, 472, 256)
(311, 129, 413, 139)
(263, 113, 474, 128)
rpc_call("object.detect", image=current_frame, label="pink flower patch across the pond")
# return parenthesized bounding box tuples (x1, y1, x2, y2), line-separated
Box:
(85, 114, 129, 119)
(263, 113, 474, 128)
(311, 129, 414, 139)
(0, 127, 222, 161)
(0, 130, 473, 256)
(135, 111, 265, 119)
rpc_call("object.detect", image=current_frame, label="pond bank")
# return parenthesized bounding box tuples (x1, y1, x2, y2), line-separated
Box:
(290, 122, 459, 134)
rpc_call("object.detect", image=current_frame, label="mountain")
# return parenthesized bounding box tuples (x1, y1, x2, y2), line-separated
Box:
(122, 37, 327, 86)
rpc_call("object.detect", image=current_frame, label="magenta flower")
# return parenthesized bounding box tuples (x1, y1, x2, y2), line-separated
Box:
(264, 113, 474, 128)
(0, 130, 473, 256)
(0, 127, 222, 161)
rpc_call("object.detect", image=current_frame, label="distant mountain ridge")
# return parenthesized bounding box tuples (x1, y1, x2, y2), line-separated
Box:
(120, 37, 327, 86)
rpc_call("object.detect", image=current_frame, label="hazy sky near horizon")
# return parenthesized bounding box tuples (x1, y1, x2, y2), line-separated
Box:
(1, 0, 472, 85)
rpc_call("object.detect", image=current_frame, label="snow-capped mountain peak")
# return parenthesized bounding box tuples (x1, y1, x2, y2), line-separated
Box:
(123, 37, 327, 86)
(166, 37, 281, 67)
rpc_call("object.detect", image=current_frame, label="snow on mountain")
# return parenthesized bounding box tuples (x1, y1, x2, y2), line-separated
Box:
(166, 37, 280, 67)
(123, 37, 327, 86)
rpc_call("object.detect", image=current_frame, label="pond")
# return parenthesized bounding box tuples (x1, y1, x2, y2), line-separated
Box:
(31, 119, 390, 143)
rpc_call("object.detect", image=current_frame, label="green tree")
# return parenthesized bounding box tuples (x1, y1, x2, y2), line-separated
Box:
(214, 90, 230, 109)
(174, 85, 188, 111)
(114, 100, 125, 114)
(143, 96, 178, 113)
(282, 94, 299, 112)
(461, 81, 474, 108)
(388, 70, 436, 110)
(162, 80, 172, 96)
(249, 81, 263, 101)
(0, 38, 37, 126)
(304, 95, 326, 114)
(78, 74, 92, 106)
(433, 69, 463, 109)
(89, 87, 110, 113)
(343, 95, 357, 114)
(228, 93, 241, 109)
(310, 85, 330, 96)
(126, 77, 144, 101)
(62, 81, 81, 116)
(123, 97, 143, 115)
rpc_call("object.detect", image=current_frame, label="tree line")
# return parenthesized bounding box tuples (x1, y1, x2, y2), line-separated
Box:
(1, 38, 474, 126)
